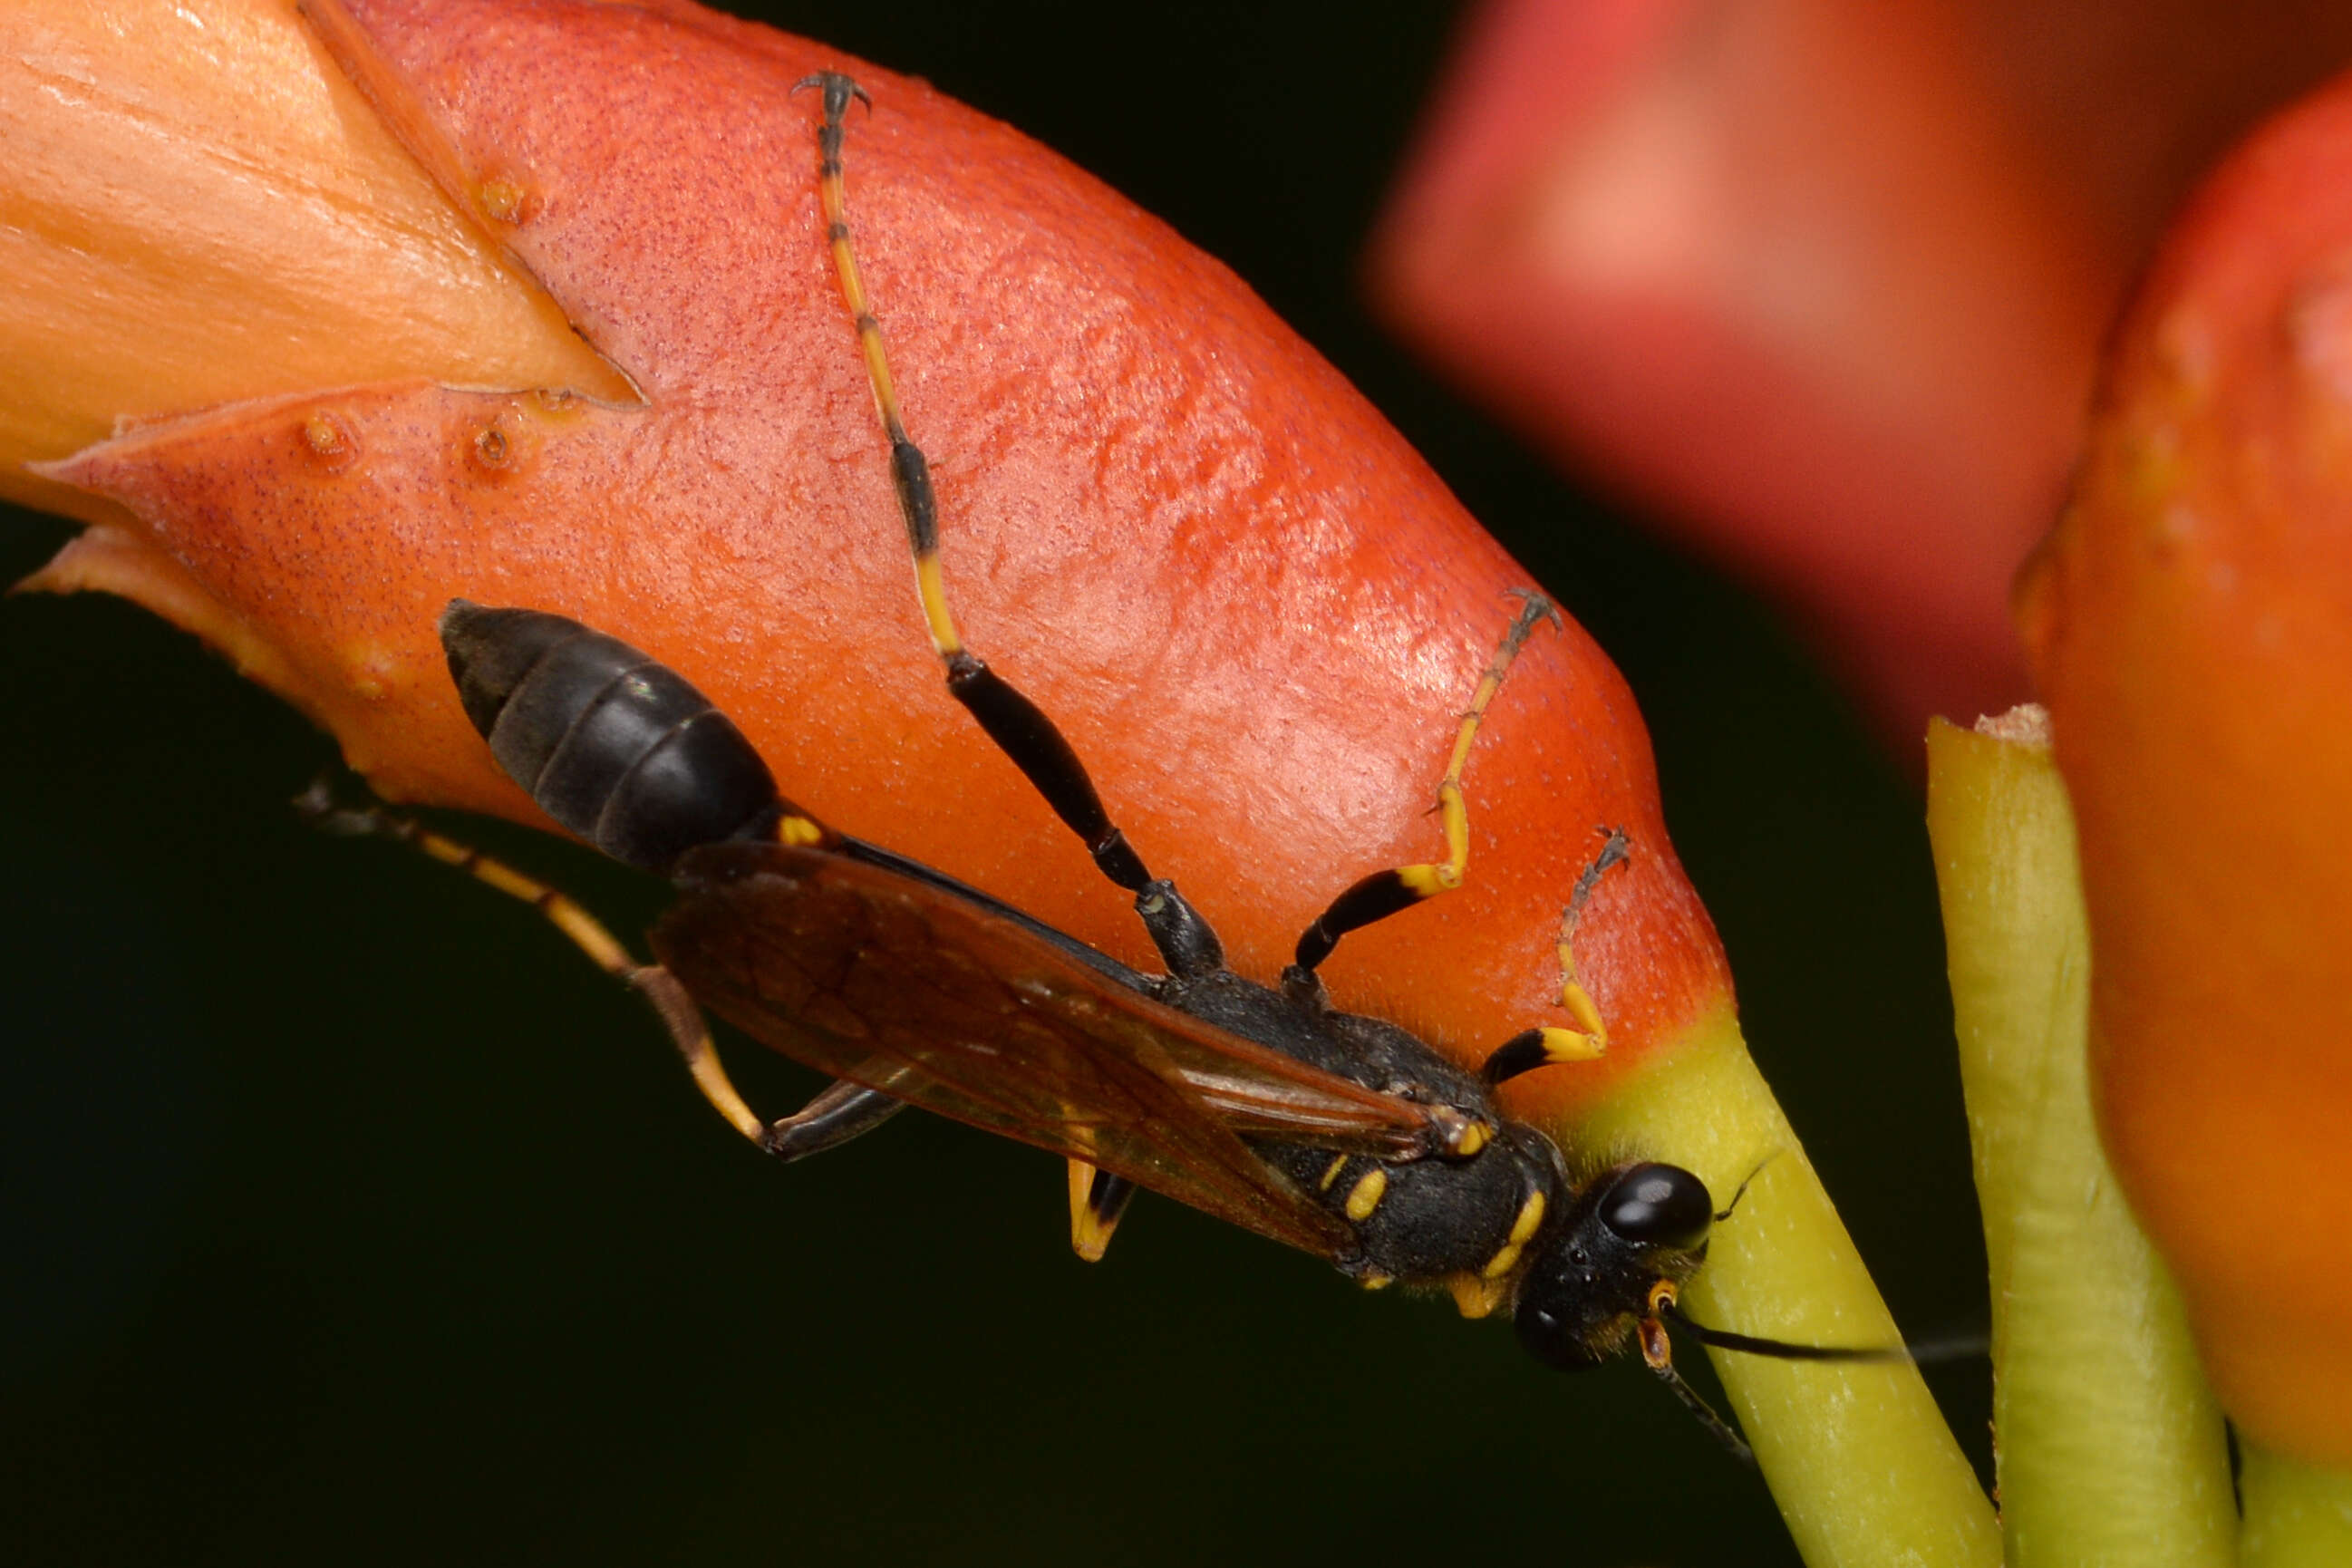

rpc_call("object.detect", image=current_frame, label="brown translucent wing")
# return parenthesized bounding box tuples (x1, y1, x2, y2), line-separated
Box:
(651, 841, 1443, 1259)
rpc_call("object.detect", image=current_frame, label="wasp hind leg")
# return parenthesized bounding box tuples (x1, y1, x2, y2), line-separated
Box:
(297, 780, 901, 1161)
(798, 70, 1222, 981)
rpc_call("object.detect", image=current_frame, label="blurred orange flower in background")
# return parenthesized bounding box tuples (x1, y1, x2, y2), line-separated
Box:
(1372, 0, 2352, 751)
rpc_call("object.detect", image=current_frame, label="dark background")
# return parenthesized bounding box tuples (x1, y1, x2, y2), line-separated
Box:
(0, 2, 1987, 1562)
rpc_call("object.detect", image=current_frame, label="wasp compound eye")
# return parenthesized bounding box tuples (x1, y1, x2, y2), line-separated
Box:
(1599, 1163, 1713, 1250)
(1514, 1299, 1611, 1373)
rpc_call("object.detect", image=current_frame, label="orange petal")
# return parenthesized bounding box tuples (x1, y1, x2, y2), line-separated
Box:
(2022, 63, 2352, 1466)
(26, 0, 1731, 1099)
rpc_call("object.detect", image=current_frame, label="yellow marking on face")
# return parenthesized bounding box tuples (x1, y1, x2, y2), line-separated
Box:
(1318, 1154, 1350, 1192)
(775, 815, 827, 847)
(1344, 1167, 1389, 1223)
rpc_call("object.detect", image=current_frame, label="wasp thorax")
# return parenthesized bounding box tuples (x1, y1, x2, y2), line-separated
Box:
(1512, 1162, 1713, 1371)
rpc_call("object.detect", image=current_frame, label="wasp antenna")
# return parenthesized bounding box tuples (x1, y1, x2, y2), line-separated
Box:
(1658, 1300, 1979, 1365)
(1649, 1357, 1755, 1466)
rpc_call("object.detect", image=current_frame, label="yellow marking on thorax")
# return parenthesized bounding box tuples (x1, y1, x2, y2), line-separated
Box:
(1343, 1167, 1389, 1223)
(1318, 1154, 1350, 1192)
(776, 815, 827, 847)
(1507, 1188, 1548, 1246)
(1480, 1188, 1550, 1280)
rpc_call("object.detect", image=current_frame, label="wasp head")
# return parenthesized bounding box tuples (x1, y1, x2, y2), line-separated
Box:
(1513, 1161, 1713, 1370)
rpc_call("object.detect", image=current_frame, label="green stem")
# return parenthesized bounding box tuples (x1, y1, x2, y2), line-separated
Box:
(1580, 1011, 2000, 1568)
(2241, 1445, 2352, 1565)
(1927, 711, 2234, 1567)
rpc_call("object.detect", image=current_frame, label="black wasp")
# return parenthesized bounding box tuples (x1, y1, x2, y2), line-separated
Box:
(309, 70, 1896, 1457)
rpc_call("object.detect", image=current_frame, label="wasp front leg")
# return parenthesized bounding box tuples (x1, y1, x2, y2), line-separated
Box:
(1288, 593, 1562, 980)
(1477, 828, 1631, 1086)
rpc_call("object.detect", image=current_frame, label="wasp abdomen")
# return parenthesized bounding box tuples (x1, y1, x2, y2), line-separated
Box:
(440, 601, 780, 874)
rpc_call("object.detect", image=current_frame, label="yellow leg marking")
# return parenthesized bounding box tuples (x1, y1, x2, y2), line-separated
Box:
(1389, 594, 1560, 903)
(353, 807, 769, 1143)
(1554, 826, 1630, 1050)
(634, 965, 766, 1141)
(1067, 1158, 1118, 1263)
(544, 898, 636, 975)
(1343, 1167, 1389, 1223)
(1359, 1273, 1394, 1292)
(812, 120, 899, 430)
(1536, 1024, 1603, 1064)
(1557, 977, 1607, 1045)
(807, 75, 971, 665)
(1318, 1154, 1350, 1192)
(914, 552, 963, 660)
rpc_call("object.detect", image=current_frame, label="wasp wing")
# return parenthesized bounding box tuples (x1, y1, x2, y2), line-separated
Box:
(652, 841, 1440, 1260)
